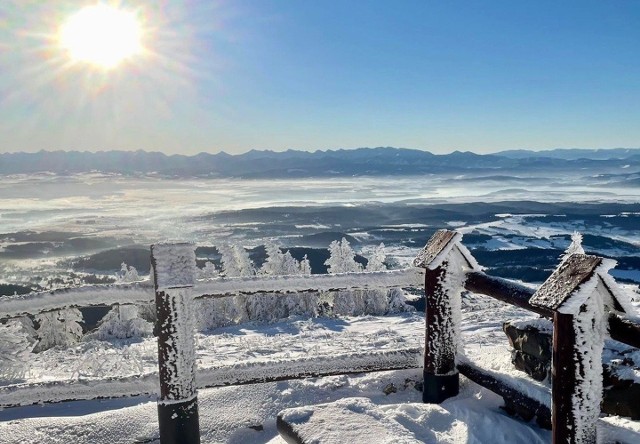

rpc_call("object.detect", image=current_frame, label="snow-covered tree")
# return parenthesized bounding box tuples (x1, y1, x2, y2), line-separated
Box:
(87, 305, 153, 340)
(33, 308, 83, 352)
(365, 243, 387, 272)
(196, 244, 253, 329)
(299, 254, 312, 275)
(218, 244, 256, 277)
(561, 231, 585, 263)
(245, 292, 319, 322)
(12, 316, 37, 346)
(195, 295, 248, 330)
(387, 288, 413, 313)
(197, 261, 218, 279)
(325, 238, 363, 274)
(261, 242, 308, 276)
(116, 262, 140, 283)
(0, 320, 35, 381)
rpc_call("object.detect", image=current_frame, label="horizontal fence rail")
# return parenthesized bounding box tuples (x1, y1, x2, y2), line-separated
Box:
(0, 282, 155, 319)
(193, 268, 424, 298)
(464, 270, 640, 349)
(0, 268, 423, 320)
(0, 347, 422, 408)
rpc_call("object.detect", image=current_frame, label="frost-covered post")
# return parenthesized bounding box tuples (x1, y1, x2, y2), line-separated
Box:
(414, 229, 479, 403)
(530, 254, 627, 444)
(151, 243, 200, 444)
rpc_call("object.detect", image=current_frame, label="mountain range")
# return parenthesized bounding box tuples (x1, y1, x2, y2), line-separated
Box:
(1, 147, 639, 178)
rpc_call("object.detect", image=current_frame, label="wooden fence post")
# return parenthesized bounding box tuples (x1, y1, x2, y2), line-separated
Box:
(151, 243, 201, 444)
(422, 263, 459, 403)
(414, 230, 478, 403)
(530, 254, 620, 444)
(552, 311, 578, 443)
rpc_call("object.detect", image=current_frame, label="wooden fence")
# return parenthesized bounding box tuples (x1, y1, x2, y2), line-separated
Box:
(1, 232, 639, 444)
(415, 229, 640, 444)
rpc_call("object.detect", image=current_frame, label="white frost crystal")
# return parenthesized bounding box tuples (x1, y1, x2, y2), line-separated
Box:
(0, 320, 34, 381)
(34, 308, 84, 352)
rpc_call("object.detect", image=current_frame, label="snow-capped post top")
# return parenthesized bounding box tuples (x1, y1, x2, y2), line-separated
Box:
(530, 253, 621, 315)
(151, 243, 196, 290)
(413, 229, 479, 271)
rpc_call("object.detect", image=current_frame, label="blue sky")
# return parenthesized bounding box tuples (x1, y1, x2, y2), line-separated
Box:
(0, 0, 639, 154)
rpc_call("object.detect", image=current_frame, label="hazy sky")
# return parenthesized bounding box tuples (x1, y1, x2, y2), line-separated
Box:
(1, 1, 639, 155)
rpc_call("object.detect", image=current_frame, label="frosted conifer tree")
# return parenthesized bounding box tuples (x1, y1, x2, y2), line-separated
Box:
(0, 320, 35, 381)
(116, 262, 139, 283)
(365, 243, 387, 272)
(261, 242, 305, 276)
(325, 238, 363, 273)
(219, 244, 255, 277)
(561, 231, 585, 263)
(299, 254, 312, 275)
(34, 308, 83, 352)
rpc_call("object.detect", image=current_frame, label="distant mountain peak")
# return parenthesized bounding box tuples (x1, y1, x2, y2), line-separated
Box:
(1, 147, 638, 178)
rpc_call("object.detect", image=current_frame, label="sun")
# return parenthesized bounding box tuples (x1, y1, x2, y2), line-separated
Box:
(58, 4, 143, 69)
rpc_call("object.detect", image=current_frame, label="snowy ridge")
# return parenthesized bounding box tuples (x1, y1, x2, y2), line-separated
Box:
(0, 347, 421, 408)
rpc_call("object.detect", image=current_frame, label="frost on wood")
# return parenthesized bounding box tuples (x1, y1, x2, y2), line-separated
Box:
(0, 282, 154, 320)
(157, 286, 197, 402)
(414, 230, 460, 270)
(426, 253, 465, 372)
(529, 254, 615, 314)
(571, 294, 606, 444)
(151, 243, 196, 290)
(193, 268, 423, 298)
(33, 308, 83, 353)
(414, 229, 480, 271)
(325, 238, 363, 274)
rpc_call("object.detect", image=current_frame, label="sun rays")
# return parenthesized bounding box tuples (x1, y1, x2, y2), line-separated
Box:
(0, 1, 230, 150)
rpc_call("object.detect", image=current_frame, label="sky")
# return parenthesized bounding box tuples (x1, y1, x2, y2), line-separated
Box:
(0, 0, 639, 155)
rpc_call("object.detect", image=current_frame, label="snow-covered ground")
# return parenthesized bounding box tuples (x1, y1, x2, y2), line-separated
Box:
(1, 291, 639, 443)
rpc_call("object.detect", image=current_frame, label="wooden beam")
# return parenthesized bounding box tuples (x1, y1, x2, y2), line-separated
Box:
(422, 264, 459, 403)
(151, 244, 201, 444)
(457, 362, 551, 429)
(551, 312, 578, 444)
(464, 271, 640, 349)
